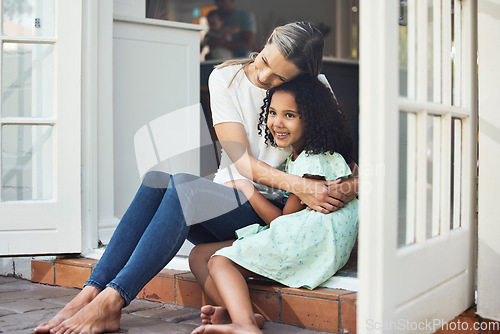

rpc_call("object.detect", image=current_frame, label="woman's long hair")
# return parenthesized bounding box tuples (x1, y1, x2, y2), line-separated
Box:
(258, 74, 354, 163)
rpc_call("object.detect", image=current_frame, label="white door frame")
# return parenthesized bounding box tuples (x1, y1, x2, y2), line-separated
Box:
(80, 0, 119, 254)
(0, 0, 83, 255)
(358, 0, 477, 332)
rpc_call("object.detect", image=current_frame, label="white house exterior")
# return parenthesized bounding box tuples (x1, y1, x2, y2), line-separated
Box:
(0, 0, 498, 332)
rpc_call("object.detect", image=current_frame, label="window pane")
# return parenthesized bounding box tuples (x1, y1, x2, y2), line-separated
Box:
(2, 0, 55, 36)
(399, 0, 409, 97)
(426, 115, 441, 239)
(427, 0, 434, 101)
(2, 43, 54, 118)
(398, 112, 417, 247)
(450, 118, 462, 229)
(1, 125, 53, 201)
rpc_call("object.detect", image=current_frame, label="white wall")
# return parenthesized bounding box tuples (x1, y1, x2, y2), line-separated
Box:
(112, 18, 203, 220)
(477, 0, 500, 322)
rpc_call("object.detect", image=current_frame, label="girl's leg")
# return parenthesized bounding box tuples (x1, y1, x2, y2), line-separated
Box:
(189, 242, 265, 329)
(189, 241, 234, 306)
(34, 171, 172, 333)
(192, 256, 262, 334)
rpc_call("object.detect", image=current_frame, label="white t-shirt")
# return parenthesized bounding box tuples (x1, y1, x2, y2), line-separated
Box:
(208, 64, 332, 200)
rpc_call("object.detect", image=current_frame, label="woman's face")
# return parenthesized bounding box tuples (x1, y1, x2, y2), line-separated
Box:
(247, 43, 301, 90)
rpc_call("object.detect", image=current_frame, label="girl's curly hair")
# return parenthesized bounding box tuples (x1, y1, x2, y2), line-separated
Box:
(258, 74, 354, 163)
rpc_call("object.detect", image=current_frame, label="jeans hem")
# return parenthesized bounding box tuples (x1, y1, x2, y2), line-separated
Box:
(107, 282, 133, 307)
(83, 279, 105, 292)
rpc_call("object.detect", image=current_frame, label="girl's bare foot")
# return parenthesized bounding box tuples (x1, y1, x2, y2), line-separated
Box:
(200, 305, 265, 329)
(191, 323, 263, 334)
(49, 287, 125, 334)
(34, 285, 99, 333)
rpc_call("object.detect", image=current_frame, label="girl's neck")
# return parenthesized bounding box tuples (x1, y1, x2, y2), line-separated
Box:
(292, 148, 303, 161)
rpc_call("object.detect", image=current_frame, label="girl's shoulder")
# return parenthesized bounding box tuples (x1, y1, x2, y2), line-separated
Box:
(287, 152, 352, 181)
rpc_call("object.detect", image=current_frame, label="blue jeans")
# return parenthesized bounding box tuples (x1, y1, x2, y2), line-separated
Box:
(84, 171, 280, 306)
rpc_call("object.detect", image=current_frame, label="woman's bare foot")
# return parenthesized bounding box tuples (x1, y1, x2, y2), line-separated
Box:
(49, 287, 125, 334)
(191, 323, 263, 334)
(200, 305, 265, 329)
(34, 285, 100, 333)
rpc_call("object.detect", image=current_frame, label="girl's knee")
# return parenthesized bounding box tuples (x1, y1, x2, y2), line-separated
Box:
(189, 244, 214, 270)
(188, 244, 205, 265)
(207, 255, 228, 272)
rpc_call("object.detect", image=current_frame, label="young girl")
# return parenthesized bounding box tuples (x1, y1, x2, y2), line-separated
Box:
(189, 74, 358, 334)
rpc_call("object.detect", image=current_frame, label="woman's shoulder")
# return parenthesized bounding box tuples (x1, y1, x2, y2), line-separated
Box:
(210, 64, 244, 80)
(208, 64, 246, 91)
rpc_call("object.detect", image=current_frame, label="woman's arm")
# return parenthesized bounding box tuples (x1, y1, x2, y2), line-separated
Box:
(215, 122, 352, 213)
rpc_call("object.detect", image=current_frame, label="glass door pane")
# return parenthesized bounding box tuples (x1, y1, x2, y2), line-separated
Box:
(2, 43, 54, 118)
(1, 125, 53, 201)
(2, 0, 55, 36)
(398, 111, 417, 247)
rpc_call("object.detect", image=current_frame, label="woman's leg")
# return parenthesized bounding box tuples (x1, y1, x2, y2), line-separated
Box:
(50, 175, 190, 334)
(86, 171, 173, 291)
(34, 171, 172, 333)
(39, 172, 276, 334)
(172, 173, 283, 244)
(191, 256, 262, 334)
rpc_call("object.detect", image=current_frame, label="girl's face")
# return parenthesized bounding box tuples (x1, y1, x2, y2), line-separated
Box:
(247, 44, 301, 90)
(267, 90, 305, 157)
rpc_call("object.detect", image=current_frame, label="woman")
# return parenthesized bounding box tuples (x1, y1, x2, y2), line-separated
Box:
(34, 21, 358, 334)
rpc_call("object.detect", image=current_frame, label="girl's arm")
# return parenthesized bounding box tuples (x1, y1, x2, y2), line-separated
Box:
(225, 179, 283, 224)
(226, 175, 325, 224)
(226, 179, 306, 224)
(215, 122, 349, 213)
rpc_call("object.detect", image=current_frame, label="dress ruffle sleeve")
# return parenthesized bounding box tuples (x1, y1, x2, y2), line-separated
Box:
(287, 152, 352, 181)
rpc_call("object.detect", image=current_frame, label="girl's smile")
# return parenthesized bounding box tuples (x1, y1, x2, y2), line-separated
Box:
(267, 90, 305, 158)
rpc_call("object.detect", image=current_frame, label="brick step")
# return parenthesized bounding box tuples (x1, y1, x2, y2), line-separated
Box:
(31, 257, 357, 333)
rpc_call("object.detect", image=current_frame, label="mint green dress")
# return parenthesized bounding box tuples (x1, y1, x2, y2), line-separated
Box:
(213, 151, 359, 290)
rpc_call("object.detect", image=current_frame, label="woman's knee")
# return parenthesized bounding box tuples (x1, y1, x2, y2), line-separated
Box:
(171, 173, 199, 186)
(142, 171, 171, 188)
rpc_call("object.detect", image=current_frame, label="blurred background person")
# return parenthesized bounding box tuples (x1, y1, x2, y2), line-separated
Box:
(201, 10, 240, 61)
(212, 0, 256, 58)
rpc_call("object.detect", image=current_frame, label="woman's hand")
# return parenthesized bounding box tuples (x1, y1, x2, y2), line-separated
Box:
(296, 177, 358, 213)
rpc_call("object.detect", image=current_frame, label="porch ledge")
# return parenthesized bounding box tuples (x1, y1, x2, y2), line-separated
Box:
(31, 257, 357, 333)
